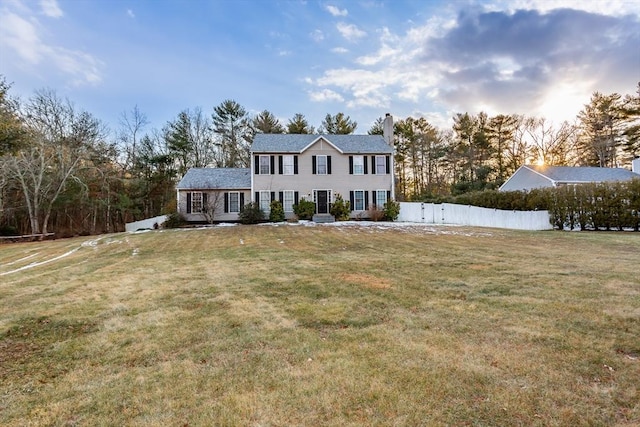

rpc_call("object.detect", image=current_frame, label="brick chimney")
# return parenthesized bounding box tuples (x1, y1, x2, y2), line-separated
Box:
(383, 113, 393, 146)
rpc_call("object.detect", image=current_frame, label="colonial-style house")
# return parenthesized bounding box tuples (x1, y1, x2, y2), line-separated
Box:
(499, 160, 640, 192)
(176, 115, 395, 222)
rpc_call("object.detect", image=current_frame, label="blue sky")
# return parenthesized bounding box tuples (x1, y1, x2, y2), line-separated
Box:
(1, 0, 639, 135)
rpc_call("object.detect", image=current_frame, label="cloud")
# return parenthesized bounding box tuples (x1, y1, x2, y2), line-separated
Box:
(310, 29, 324, 42)
(326, 5, 348, 17)
(127, 9, 135, 18)
(491, 0, 640, 17)
(307, 5, 639, 123)
(426, 8, 640, 118)
(331, 47, 349, 54)
(336, 22, 366, 41)
(0, 11, 42, 63)
(309, 89, 344, 102)
(0, 4, 102, 85)
(40, 0, 62, 18)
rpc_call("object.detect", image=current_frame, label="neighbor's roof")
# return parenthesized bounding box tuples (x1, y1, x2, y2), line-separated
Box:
(525, 165, 639, 183)
(251, 134, 393, 154)
(176, 168, 251, 190)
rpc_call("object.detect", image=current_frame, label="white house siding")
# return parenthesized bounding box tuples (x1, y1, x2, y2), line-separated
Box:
(252, 139, 393, 218)
(398, 202, 552, 230)
(177, 189, 250, 222)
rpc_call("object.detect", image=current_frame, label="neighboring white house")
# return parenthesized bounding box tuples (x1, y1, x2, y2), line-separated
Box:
(499, 161, 640, 192)
(176, 115, 396, 222)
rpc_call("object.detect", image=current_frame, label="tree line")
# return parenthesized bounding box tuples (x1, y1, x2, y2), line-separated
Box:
(0, 75, 638, 236)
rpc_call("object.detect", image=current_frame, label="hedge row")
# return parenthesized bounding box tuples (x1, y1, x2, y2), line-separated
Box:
(547, 180, 640, 231)
(421, 178, 640, 231)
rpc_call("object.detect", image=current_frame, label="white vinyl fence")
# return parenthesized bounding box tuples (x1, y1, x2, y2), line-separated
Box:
(125, 215, 168, 232)
(398, 203, 552, 231)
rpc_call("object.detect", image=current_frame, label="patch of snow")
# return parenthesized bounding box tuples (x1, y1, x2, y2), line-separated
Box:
(5, 253, 39, 266)
(1, 247, 80, 276)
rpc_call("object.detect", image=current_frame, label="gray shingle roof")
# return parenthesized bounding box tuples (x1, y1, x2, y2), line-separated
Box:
(527, 165, 639, 183)
(176, 168, 251, 190)
(252, 134, 393, 154)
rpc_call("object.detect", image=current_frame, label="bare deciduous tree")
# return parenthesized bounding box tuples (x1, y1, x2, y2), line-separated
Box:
(5, 90, 106, 236)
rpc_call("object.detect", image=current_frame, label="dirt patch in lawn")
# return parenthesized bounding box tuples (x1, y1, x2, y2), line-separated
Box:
(340, 273, 392, 289)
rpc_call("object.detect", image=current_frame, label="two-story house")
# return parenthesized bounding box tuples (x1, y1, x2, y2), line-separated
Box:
(176, 115, 395, 222)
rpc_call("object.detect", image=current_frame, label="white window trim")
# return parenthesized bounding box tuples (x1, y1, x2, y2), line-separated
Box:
(191, 191, 203, 214)
(229, 191, 240, 213)
(259, 155, 271, 175)
(283, 190, 295, 212)
(259, 190, 271, 212)
(283, 155, 294, 175)
(316, 155, 328, 175)
(353, 155, 364, 175)
(375, 190, 387, 208)
(375, 155, 386, 175)
(354, 190, 365, 211)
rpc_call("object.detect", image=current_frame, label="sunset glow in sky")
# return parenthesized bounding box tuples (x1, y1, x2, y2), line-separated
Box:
(1, 0, 638, 134)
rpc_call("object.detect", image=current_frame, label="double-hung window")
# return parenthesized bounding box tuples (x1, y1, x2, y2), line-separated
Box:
(316, 155, 328, 175)
(259, 191, 271, 212)
(228, 192, 240, 213)
(259, 155, 271, 175)
(354, 190, 365, 211)
(191, 192, 203, 213)
(283, 190, 295, 212)
(375, 155, 386, 175)
(353, 155, 364, 175)
(375, 190, 387, 208)
(282, 155, 294, 175)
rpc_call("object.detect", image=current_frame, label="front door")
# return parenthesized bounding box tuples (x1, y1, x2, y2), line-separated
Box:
(317, 190, 328, 214)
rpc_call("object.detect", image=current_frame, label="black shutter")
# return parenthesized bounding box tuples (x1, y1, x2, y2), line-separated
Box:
(255, 192, 259, 203)
(364, 156, 368, 174)
(294, 156, 298, 174)
(349, 191, 354, 211)
(386, 156, 390, 174)
(240, 193, 245, 211)
(294, 191, 299, 205)
(271, 191, 276, 201)
(224, 192, 229, 213)
(270, 156, 275, 174)
(186, 192, 192, 214)
(349, 156, 353, 174)
(364, 191, 369, 210)
(327, 156, 332, 174)
(254, 155, 260, 174)
(202, 193, 208, 212)
(371, 156, 376, 175)
(372, 191, 376, 207)
(279, 191, 283, 203)
(312, 155, 317, 174)
(387, 191, 391, 203)
(278, 156, 283, 174)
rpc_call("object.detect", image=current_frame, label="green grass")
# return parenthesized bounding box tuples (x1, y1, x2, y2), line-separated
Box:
(1, 225, 639, 426)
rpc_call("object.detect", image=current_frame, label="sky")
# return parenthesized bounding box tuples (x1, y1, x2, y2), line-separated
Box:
(1, 0, 639, 136)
